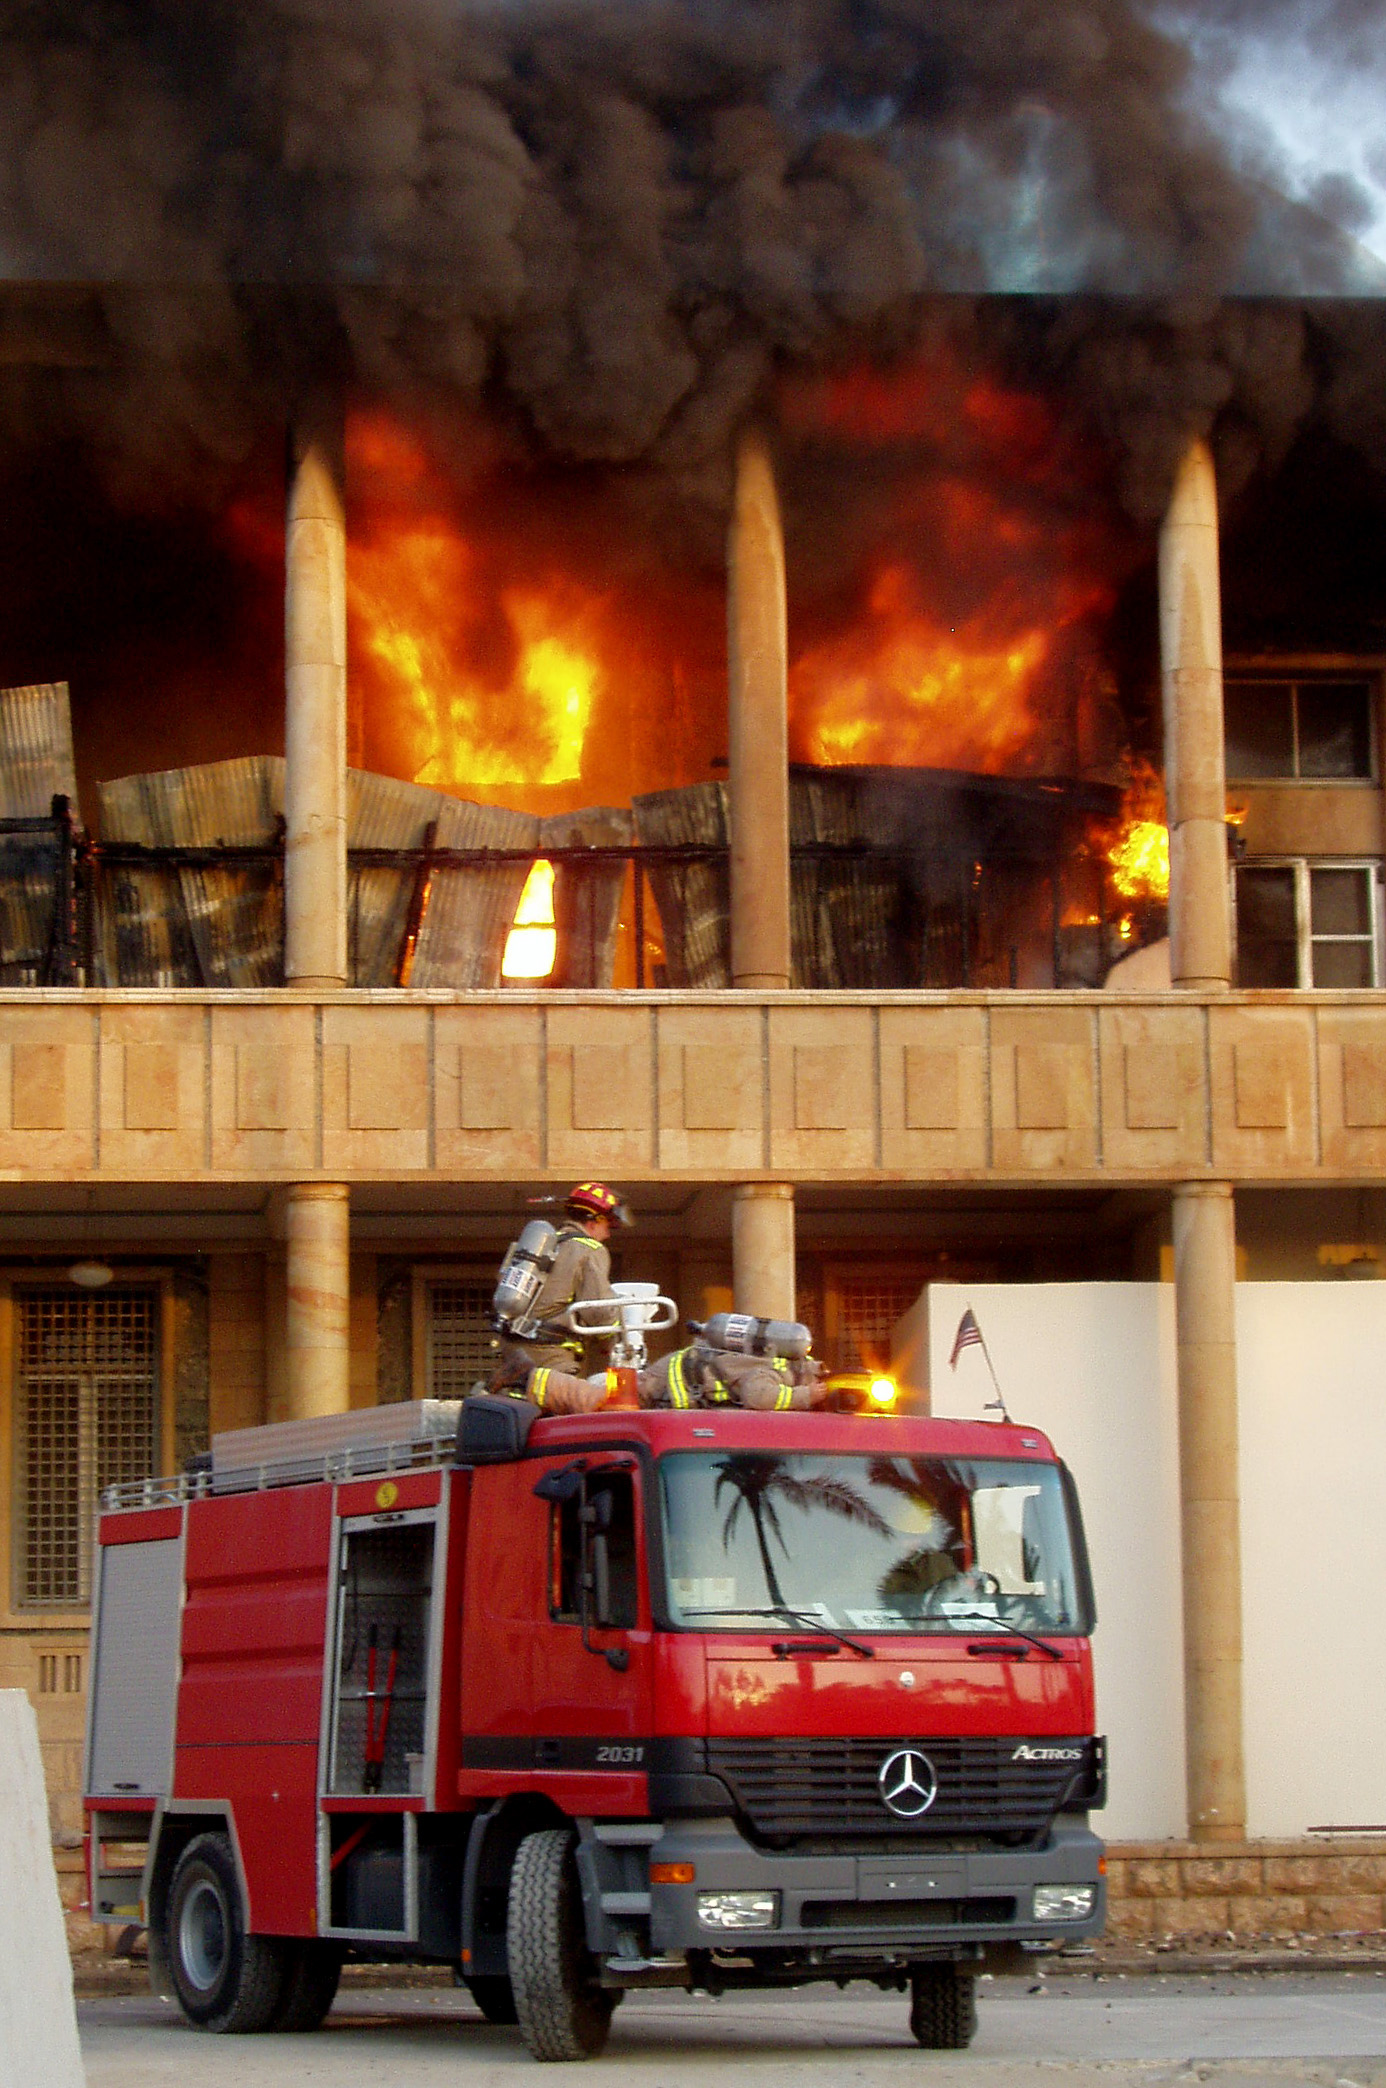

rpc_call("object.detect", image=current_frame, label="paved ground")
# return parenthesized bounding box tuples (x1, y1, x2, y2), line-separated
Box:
(78, 1971, 1386, 2087)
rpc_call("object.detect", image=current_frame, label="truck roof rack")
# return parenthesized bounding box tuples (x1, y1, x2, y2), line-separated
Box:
(98, 1399, 464, 1509)
(98, 1393, 549, 1511)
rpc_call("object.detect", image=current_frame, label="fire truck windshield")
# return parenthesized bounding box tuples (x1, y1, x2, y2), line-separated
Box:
(659, 1452, 1090, 1637)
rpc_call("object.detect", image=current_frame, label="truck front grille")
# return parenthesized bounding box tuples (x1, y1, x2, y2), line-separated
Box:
(800, 1896, 1017, 1930)
(706, 1735, 1096, 1843)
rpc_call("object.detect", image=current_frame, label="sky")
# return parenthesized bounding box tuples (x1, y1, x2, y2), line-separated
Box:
(1171, 5, 1386, 264)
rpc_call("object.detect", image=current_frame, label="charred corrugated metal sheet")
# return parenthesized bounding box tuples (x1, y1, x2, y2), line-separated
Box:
(0, 833, 62, 983)
(632, 782, 730, 987)
(347, 769, 440, 987)
(94, 756, 543, 989)
(0, 681, 78, 818)
(0, 681, 79, 983)
(410, 795, 539, 989)
(541, 805, 633, 988)
(789, 769, 909, 989)
(97, 757, 284, 987)
(789, 765, 1123, 989)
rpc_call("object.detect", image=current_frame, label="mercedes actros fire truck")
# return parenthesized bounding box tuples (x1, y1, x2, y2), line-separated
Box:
(83, 1393, 1105, 2059)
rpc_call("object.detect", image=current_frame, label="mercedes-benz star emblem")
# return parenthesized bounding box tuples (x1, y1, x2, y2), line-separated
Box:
(878, 1746, 938, 1818)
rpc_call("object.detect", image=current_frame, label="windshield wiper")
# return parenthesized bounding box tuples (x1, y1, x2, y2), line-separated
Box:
(929, 1606, 1065, 1662)
(682, 1605, 876, 1660)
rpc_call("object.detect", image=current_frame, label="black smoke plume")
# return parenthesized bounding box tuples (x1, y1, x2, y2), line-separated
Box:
(1, 0, 1383, 524)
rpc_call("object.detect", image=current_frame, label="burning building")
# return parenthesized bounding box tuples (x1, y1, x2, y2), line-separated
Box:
(2, 0, 1386, 1948)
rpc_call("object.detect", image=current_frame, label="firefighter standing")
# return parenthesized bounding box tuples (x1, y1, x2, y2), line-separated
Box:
(493, 1182, 631, 1412)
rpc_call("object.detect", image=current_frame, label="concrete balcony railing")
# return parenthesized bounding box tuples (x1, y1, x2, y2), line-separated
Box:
(0, 987, 1383, 1187)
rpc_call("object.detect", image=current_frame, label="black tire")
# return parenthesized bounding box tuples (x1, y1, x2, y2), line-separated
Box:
(909, 1963, 978, 2049)
(506, 1827, 616, 2061)
(165, 1833, 288, 2033)
(271, 1942, 343, 2031)
(466, 1973, 520, 2025)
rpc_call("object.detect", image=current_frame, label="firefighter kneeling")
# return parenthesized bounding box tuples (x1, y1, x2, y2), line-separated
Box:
(489, 1183, 631, 1414)
(639, 1312, 828, 1412)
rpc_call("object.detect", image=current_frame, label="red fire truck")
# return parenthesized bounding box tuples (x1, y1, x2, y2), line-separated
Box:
(83, 1394, 1105, 2059)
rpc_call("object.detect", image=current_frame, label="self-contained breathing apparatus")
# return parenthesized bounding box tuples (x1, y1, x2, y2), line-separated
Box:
(688, 1313, 813, 1361)
(492, 1220, 677, 1367)
(491, 1219, 561, 1341)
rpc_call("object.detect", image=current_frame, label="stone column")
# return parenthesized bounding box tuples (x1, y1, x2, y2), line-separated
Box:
(732, 1184, 796, 1322)
(1162, 436, 1245, 1841)
(1160, 436, 1230, 990)
(285, 401, 347, 990)
(728, 424, 791, 991)
(285, 1183, 351, 1420)
(728, 427, 796, 1328)
(1172, 1182, 1245, 1840)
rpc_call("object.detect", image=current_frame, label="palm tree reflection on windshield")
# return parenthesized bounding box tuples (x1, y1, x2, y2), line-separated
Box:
(712, 1455, 892, 1613)
(868, 1456, 966, 1608)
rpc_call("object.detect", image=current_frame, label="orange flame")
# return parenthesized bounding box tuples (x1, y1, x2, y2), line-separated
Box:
(791, 562, 1050, 769)
(1105, 761, 1170, 906)
(780, 360, 1127, 775)
(346, 411, 605, 802)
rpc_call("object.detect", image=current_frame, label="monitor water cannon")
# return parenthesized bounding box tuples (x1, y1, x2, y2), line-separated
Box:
(562, 1285, 678, 1368)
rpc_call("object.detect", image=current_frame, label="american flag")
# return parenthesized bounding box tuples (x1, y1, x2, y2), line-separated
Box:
(949, 1308, 984, 1370)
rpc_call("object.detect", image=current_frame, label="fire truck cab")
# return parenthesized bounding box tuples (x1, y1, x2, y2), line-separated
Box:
(83, 1394, 1105, 2059)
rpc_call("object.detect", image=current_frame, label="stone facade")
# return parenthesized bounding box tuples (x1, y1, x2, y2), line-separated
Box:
(1107, 1841, 1386, 1939)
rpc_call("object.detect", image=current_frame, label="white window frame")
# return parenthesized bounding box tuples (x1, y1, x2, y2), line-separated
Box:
(1232, 857, 1383, 989)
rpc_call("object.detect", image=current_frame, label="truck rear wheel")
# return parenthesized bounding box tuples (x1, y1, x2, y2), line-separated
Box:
(271, 1941, 343, 2031)
(507, 1827, 616, 2060)
(909, 1963, 978, 2049)
(166, 1833, 287, 2033)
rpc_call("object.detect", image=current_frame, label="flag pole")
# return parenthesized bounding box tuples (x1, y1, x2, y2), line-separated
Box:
(976, 1328, 1009, 1421)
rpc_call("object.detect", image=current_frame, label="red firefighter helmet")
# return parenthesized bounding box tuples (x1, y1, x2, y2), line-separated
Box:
(566, 1181, 632, 1227)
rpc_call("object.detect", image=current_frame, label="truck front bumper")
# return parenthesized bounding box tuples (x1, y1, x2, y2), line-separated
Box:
(645, 1816, 1105, 1958)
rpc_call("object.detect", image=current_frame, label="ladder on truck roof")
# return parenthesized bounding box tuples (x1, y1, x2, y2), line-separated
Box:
(98, 1399, 466, 1511)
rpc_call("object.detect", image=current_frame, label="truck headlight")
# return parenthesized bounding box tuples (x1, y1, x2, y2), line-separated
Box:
(697, 1891, 779, 1931)
(1032, 1884, 1096, 1921)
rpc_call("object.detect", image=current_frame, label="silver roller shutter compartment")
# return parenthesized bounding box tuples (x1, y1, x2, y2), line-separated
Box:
(87, 1538, 182, 1799)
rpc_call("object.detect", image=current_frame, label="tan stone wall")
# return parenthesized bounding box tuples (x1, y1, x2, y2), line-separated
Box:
(6, 988, 1386, 1189)
(1107, 1841, 1386, 1938)
(0, 1633, 88, 1844)
(1236, 783, 1384, 859)
(208, 1252, 267, 1435)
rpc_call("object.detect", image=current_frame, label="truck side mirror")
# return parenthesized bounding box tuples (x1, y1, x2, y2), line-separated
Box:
(533, 1460, 586, 1503)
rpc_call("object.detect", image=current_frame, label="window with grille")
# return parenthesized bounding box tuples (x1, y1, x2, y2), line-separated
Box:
(426, 1279, 496, 1398)
(833, 1277, 923, 1373)
(16, 1289, 159, 1608)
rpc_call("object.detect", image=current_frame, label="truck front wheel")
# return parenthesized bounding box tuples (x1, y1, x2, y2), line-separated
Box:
(271, 1941, 343, 2031)
(909, 1963, 978, 2049)
(165, 1832, 286, 2033)
(507, 1827, 617, 2060)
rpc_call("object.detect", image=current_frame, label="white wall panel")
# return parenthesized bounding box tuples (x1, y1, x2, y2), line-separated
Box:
(928, 1282, 1186, 1840)
(1237, 1283, 1386, 1838)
